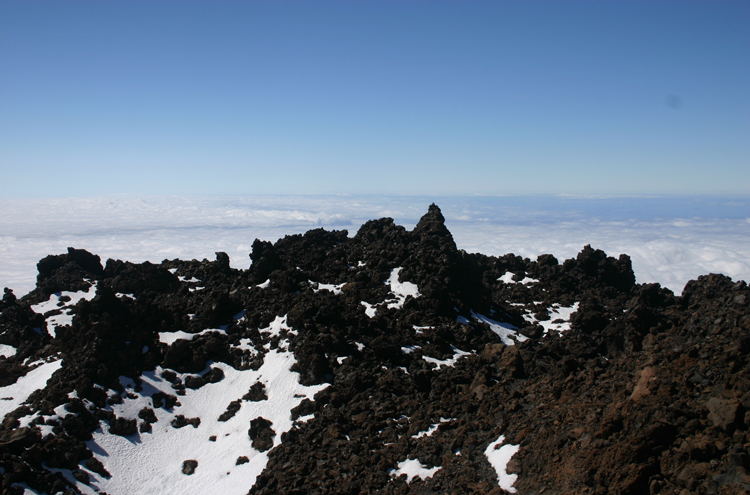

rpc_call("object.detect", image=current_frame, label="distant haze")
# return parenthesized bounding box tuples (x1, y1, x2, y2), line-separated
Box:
(1, 195, 749, 297)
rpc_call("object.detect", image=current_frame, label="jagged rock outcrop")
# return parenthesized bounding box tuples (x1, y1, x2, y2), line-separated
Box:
(0, 205, 748, 495)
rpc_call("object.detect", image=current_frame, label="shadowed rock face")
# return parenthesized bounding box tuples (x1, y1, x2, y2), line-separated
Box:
(1, 205, 749, 495)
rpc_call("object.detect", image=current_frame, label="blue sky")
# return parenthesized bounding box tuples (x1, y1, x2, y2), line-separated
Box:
(1, 1, 748, 197)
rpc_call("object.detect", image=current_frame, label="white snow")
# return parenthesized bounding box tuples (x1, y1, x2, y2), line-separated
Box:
(0, 359, 62, 421)
(401, 346, 420, 354)
(498, 272, 539, 285)
(361, 301, 378, 318)
(0, 344, 17, 358)
(158, 328, 227, 346)
(385, 268, 421, 309)
(232, 338, 258, 354)
(484, 435, 520, 493)
(355, 342, 365, 351)
(11, 483, 44, 495)
(411, 417, 453, 439)
(73, 344, 328, 495)
(311, 281, 345, 295)
(260, 315, 296, 339)
(423, 346, 471, 369)
(522, 302, 580, 334)
(412, 325, 432, 335)
(471, 311, 528, 346)
(256, 279, 270, 289)
(30, 282, 98, 337)
(178, 276, 201, 283)
(389, 458, 441, 483)
(361, 268, 421, 317)
(115, 293, 135, 300)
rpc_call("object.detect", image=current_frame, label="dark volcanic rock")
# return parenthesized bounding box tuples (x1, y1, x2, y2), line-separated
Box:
(1, 205, 749, 495)
(108, 417, 137, 437)
(243, 382, 267, 402)
(182, 459, 198, 475)
(249, 417, 276, 452)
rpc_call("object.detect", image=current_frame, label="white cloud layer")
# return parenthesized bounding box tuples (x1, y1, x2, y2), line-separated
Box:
(1, 195, 748, 297)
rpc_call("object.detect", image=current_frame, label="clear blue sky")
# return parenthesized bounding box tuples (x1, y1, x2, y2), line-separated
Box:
(1, 1, 748, 197)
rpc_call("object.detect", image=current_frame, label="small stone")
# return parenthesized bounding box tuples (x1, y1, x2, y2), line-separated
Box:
(182, 460, 198, 475)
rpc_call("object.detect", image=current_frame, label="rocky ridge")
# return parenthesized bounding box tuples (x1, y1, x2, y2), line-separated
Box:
(0, 204, 749, 494)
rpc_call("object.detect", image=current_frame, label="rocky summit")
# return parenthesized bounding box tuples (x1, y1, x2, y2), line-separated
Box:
(1, 204, 749, 495)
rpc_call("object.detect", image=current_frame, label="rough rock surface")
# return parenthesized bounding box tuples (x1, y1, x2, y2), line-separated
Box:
(0, 204, 748, 495)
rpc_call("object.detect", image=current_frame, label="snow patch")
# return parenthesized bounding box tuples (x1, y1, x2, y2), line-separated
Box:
(256, 279, 270, 289)
(423, 346, 471, 369)
(522, 302, 580, 334)
(311, 281, 345, 295)
(0, 344, 17, 358)
(77, 346, 328, 495)
(361, 301, 378, 318)
(471, 311, 528, 346)
(260, 315, 296, 339)
(389, 458, 441, 483)
(484, 435, 520, 493)
(159, 328, 227, 345)
(0, 359, 62, 421)
(385, 268, 421, 309)
(362, 268, 421, 317)
(232, 338, 258, 354)
(30, 282, 97, 337)
(411, 417, 453, 439)
(498, 271, 539, 285)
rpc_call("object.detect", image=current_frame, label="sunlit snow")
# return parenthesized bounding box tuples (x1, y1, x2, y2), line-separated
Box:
(0, 359, 62, 421)
(484, 435, 520, 493)
(423, 346, 472, 369)
(470, 312, 528, 346)
(498, 272, 539, 285)
(388, 458, 441, 483)
(30, 283, 98, 337)
(158, 328, 227, 345)
(522, 302, 580, 334)
(411, 417, 454, 439)
(74, 349, 327, 494)
(0, 344, 17, 358)
(361, 267, 421, 318)
(311, 281, 345, 295)
(385, 268, 421, 309)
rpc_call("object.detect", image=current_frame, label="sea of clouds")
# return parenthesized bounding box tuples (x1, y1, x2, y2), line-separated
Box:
(1, 195, 749, 297)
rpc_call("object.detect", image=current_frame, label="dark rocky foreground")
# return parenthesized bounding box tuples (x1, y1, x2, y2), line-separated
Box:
(1, 204, 749, 495)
